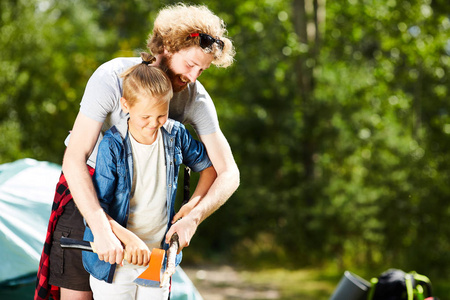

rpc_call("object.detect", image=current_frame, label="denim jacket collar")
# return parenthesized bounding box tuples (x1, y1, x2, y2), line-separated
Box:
(113, 116, 176, 141)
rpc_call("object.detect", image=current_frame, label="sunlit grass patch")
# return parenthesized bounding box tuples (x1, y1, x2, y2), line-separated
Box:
(240, 268, 339, 300)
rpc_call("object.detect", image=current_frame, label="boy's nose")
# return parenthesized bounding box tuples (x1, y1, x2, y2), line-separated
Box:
(149, 118, 158, 128)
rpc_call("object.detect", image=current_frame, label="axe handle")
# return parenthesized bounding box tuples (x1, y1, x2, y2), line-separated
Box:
(160, 233, 179, 287)
(182, 166, 191, 206)
(60, 236, 96, 252)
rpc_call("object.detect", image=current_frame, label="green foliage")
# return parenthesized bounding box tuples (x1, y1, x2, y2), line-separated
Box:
(316, 0, 450, 276)
(194, 0, 450, 279)
(0, 0, 113, 163)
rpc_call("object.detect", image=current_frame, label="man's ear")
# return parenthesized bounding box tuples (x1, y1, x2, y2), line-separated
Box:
(163, 47, 172, 57)
(120, 97, 129, 113)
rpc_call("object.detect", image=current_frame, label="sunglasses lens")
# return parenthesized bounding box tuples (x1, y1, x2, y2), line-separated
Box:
(199, 34, 215, 48)
(216, 40, 225, 50)
(198, 33, 224, 51)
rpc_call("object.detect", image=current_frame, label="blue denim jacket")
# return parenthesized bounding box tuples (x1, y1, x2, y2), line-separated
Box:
(82, 118, 212, 283)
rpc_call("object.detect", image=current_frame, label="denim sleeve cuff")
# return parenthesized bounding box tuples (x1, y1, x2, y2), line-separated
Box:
(189, 157, 212, 173)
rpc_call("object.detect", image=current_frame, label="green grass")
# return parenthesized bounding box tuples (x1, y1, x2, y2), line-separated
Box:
(238, 267, 450, 300)
(239, 268, 340, 300)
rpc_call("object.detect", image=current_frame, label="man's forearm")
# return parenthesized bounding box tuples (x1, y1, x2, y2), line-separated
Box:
(165, 164, 239, 249)
(194, 131, 240, 223)
(60, 112, 111, 237)
(189, 165, 239, 225)
(166, 130, 240, 249)
(62, 157, 110, 236)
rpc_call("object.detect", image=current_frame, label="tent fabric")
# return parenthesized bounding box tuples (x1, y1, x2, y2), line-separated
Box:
(0, 159, 203, 300)
(0, 159, 61, 284)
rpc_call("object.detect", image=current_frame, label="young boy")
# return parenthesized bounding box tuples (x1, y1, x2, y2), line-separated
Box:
(82, 53, 216, 299)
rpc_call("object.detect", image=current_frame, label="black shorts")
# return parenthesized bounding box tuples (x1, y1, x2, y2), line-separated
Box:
(48, 199, 91, 291)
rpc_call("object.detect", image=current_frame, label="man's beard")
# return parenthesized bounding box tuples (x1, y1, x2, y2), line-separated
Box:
(159, 55, 189, 93)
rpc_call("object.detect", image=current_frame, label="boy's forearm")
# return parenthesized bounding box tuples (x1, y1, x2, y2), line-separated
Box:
(106, 214, 137, 246)
(187, 166, 217, 208)
(107, 213, 151, 267)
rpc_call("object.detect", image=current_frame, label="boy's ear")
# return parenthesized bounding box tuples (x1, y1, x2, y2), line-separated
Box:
(120, 97, 129, 113)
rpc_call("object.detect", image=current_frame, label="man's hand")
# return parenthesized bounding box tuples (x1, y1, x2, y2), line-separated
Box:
(165, 216, 198, 254)
(93, 229, 124, 265)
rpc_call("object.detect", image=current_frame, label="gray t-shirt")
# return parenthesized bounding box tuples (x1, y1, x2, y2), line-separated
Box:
(70, 57, 219, 166)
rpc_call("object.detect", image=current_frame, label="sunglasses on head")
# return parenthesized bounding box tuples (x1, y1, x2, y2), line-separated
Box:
(189, 33, 224, 51)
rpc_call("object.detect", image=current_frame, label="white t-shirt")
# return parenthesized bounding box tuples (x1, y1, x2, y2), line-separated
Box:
(127, 129, 167, 252)
(69, 57, 220, 167)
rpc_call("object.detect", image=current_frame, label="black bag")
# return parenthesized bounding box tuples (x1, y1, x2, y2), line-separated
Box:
(367, 269, 437, 300)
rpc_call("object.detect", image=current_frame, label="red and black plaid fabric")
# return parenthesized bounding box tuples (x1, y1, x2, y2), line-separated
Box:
(34, 167, 94, 300)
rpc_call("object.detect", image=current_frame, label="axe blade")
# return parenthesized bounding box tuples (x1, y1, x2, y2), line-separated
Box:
(133, 248, 165, 287)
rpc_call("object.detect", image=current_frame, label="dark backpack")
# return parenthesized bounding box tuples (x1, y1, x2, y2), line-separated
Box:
(367, 269, 437, 300)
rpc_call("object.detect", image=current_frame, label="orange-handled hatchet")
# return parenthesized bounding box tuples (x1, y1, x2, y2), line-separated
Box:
(60, 236, 165, 287)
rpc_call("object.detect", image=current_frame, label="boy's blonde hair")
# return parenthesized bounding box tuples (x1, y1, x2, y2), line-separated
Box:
(120, 52, 173, 107)
(147, 3, 235, 68)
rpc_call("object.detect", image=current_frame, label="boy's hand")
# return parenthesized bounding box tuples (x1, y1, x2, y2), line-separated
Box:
(121, 231, 151, 266)
(172, 200, 198, 223)
(124, 241, 151, 266)
(105, 214, 150, 266)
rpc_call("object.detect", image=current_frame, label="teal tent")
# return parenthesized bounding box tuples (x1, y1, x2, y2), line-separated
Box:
(0, 159, 203, 300)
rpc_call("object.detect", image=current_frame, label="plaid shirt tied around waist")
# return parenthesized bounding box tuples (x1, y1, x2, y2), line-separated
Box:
(34, 166, 94, 300)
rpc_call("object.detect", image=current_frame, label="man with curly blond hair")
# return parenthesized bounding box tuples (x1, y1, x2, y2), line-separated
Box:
(36, 3, 239, 300)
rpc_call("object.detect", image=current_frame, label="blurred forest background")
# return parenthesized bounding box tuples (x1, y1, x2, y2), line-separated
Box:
(1, 0, 450, 294)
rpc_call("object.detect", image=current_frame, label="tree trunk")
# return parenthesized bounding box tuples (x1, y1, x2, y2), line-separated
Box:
(291, 0, 323, 206)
